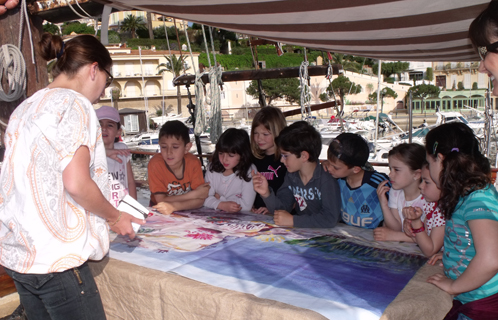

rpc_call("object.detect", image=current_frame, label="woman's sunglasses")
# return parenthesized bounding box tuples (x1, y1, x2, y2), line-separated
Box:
(478, 41, 498, 60)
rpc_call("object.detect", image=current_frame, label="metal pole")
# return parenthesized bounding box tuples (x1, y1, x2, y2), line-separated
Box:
(374, 60, 382, 155)
(409, 91, 413, 143)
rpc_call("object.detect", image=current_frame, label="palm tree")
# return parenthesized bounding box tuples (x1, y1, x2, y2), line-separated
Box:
(157, 55, 190, 114)
(120, 14, 146, 39)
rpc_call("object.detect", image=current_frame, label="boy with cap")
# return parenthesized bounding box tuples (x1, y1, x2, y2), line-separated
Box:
(325, 133, 388, 229)
(96, 106, 137, 207)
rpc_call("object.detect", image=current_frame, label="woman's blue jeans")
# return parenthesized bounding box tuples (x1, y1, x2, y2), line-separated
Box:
(4, 262, 106, 320)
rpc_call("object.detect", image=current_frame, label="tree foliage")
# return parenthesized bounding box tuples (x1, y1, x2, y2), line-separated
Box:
(157, 55, 190, 113)
(120, 14, 146, 39)
(326, 76, 362, 127)
(425, 67, 434, 81)
(61, 21, 95, 35)
(43, 22, 60, 35)
(372, 61, 410, 81)
(368, 87, 398, 103)
(408, 84, 440, 110)
(246, 78, 300, 106)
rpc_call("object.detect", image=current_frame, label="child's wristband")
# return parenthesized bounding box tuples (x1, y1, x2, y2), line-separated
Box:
(412, 225, 425, 234)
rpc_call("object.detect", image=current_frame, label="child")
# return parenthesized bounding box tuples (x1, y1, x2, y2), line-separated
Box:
(253, 121, 341, 228)
(250, 107, 287, 214)
(375, 143, 427, 242)
(148, 120, 210, 214)
(204, 128, 257, 212)
(425, 122, 498, 319)
(96, 106, 137, 207)
(402, 163, 445, 257)
(325, 133, 389, 229)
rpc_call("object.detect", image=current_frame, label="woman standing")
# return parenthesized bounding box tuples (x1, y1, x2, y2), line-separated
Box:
(0, 33, 143, 319)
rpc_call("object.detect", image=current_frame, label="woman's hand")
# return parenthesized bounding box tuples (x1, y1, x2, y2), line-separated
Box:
(109, 211, 145, 239)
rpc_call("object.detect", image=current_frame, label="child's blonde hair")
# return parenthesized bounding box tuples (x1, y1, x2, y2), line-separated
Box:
(250, 107, 286, 160)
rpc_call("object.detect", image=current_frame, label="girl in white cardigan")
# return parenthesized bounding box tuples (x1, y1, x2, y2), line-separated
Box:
(204, 128, 257, 212)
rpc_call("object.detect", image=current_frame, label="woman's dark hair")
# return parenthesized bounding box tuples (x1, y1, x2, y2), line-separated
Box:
(388, 143, 426, 172)
(425, 123, 491, 220)
(210, 128, 252, 182)
(251, 107, 287, 160)
(37, 33, 112, 79)
(469, 1, 498, 50)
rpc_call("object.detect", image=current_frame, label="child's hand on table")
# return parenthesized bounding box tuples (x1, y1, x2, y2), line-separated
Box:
(153, 202, 175, 215)
(427, 273, 457, 295)
(218, 201, 242, 213)
(427, 252, 443, 266)
(274, 210, 293, 227)
(252, 207, 270, 215)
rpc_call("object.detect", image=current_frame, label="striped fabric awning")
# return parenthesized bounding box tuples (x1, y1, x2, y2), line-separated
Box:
(95, 0, 490, 62)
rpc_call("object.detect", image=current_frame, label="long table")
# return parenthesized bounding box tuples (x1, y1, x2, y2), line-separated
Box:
(88, 209, 453, 319)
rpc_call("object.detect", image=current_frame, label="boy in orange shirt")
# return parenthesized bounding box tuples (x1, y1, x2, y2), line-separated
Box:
(148, 120, 210, 214)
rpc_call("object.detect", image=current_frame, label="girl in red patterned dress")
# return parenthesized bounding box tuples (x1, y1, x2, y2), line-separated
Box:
(403, 163, 445, 257)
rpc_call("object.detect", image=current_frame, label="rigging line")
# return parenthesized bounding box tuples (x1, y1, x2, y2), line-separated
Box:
(172, 18, 186, 75)
(182, 20, 197, 75)
(65, 0, 92, 20)
(19, 0, 35, 64)
(138, 47, 149, 132)
(201, 25, 212, 68)
(162, 16, 173, 60)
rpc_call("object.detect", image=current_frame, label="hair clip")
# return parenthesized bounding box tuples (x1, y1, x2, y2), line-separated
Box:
(56, 42, 65, 59)
(451, 148, 459, 152)
(433, 141, 438, 154)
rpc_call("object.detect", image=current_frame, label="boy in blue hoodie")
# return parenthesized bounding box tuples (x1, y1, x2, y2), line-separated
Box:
(253, 121, 341, 228)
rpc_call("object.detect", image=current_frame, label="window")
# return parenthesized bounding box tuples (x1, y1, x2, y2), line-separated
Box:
(464, 74, 471, 89)
(124, 114, 139, 133)
(409, 72, 423, 81)
(436, 76, 446, 88)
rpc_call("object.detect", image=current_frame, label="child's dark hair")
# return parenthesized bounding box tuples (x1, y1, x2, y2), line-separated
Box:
(210, 128, 252, 182)
(327, 133, 369, 168)
(469, 1, 498, 51)
(388, 143, 426, 171)
(251, 107, 287, 160)
(159, 120, 190, 145)
(276, 121, 321, 163)
(425, 123, 491, 220)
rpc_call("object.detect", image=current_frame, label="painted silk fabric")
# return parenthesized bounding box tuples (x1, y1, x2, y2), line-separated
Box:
(111, 209, 427, 319)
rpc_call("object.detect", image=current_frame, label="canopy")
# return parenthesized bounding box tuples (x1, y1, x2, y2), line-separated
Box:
(93, 0, 488, 62)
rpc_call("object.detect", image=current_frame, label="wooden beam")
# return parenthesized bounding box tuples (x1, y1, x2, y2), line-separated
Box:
(173, 65, 343, 86)
(282, 101, 338, 118)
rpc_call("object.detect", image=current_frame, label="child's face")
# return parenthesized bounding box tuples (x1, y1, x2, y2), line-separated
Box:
(325, 158, 354, 179)
(388, 155, 420, 190)
(280, 149, 302, 173)
(426, 153, 443, 188)
(419, 167, 441, 202)
(99, 119, 121, 148)
(159, 135, 191, 168)
(253, 125, 275, 155)
(218, 152, 240, 173)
